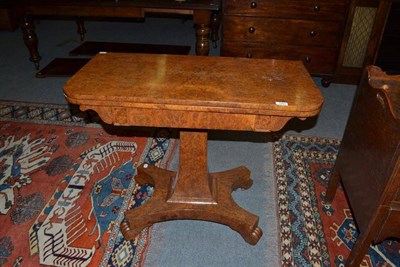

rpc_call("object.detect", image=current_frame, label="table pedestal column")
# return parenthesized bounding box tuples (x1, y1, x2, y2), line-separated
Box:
(121, 130, 263, 245)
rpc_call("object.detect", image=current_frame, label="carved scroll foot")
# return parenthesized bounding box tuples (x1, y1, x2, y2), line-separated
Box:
(120, 219, 142, 240)
(226, 166, 253, 190)
(241, 225, 263, 245)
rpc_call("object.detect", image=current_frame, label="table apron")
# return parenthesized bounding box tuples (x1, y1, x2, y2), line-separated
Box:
(27, 6, 144, 17)
(81, 105, 292, 132)
(26, 5, 209, 18)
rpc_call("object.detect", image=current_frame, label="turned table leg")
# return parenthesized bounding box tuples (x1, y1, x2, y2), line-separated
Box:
(193, 10, 211, 56)
(210, 11, 220, 48)
(121, 130, 263, 245)
(195, 23, 210, 56)
(21, 17, 41, 70)
(76, 17, 86, 42)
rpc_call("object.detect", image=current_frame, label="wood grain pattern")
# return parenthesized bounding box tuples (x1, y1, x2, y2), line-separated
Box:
(64, 53, 323, 246)
(326, 66, 400, 266)
(65, 53, 323, 121)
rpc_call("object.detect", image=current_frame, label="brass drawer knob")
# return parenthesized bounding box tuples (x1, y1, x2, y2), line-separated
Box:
(314, 4, 320, 12)
(309, 30, 316, 37)
(305, 56, 312, 63)
(248, 26, 255, 33)
(251, 1, 257, 8)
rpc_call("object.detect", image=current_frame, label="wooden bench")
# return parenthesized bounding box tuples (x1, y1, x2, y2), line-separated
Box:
(64, 52, 323, 245)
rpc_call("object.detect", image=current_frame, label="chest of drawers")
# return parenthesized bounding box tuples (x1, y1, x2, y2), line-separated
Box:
(221, 0, 349, 85)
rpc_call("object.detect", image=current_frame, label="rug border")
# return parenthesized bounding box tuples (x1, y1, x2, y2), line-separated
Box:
(272, 134, 341, 267)
(0, 99, 103, 127)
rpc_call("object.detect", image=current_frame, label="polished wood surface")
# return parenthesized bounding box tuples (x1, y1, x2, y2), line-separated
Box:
(64, 53, 323, 245)
(220, 0, 349, 87)
(21, 0, 220, 69)
(64, 53, 323, 122)
(326, 65, 400, 266)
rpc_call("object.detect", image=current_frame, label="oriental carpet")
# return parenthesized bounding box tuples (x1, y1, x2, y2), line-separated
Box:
(0, 101, 177, 266)
(274, 135, 400, 267)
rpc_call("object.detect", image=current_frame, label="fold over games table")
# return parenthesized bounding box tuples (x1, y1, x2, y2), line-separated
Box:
(64, 53, 323, 245)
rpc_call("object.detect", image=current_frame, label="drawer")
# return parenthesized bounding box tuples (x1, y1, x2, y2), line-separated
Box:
(221, 42, 338, 74)
(222, 16, 342, 47)
(223, 0, 348, 21)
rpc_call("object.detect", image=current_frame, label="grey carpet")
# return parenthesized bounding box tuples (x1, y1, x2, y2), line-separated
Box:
(0, 17, 356, 266)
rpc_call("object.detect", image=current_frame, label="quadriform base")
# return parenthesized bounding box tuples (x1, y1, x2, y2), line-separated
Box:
(120, 131, 262, 245)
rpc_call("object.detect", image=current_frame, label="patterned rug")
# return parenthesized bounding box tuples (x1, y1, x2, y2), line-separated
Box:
(0, 101, 177, 266)
(274, 135, 400, 267)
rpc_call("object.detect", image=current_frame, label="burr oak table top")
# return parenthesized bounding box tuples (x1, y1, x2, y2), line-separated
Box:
(64, 53, 323, 131)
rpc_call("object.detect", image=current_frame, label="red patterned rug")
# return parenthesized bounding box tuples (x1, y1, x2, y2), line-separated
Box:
(0, 101, 176, 266)
(274, 135, 400, 267)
